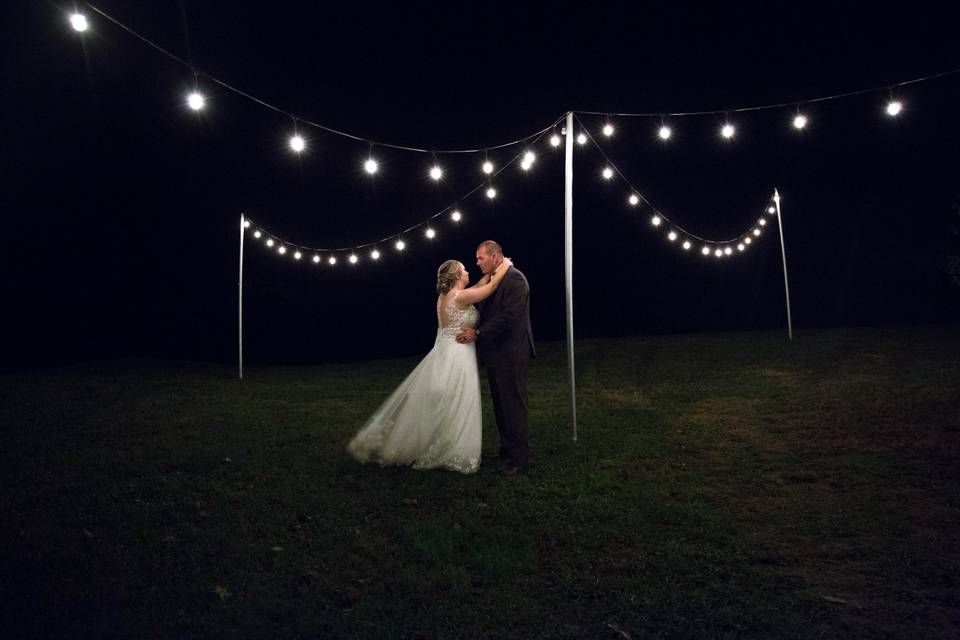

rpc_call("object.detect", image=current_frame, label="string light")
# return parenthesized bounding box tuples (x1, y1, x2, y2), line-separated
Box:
(364, 158, 379, 174)
(328, 256, 337, 265)
(278, 246, 287, 255)
(550, 134, 561, 147)
(482, 160, 494, 174)
(682, 240, 692, 250)
(793, 114, 808, 129)
(294, 250, 302, 260)
(242, 220, 251, 228)
(253, 230, 262, 239)
(521, 151, 536, 171)
(576, 133, 587, 145)
(886, 100, 903, 116)
(745, 237, 752, 245)
(425, 228, 436, 239)
(602, 167, 614, 180)
(721, 123, 736, 139)
(429, 165, 443, 180)
(187, 91, 205, 111)
(289, 135, 306, 153)
(701, 246, 711, 256)
(313, 254, 321, 263)
(628, 194, 639, 206)
(768, 206, 776, 214)
(486, 186, 497, 199)
(714, 249, 723, 257)
(602, 123, 615, 137)
(658, 125, 672, 140)
(349, 254, 358, 264)
(266, 238, 275, 247)
(651, 215, 662, 226)
(668, 231, 677, 241)
(759, 218, 767, 226)
(395, 240, 406, 251)
(70, 14, 89, 32)
(451, 210, 462, 222)
(737, 243, 745, 251)
(371, 249, 380, 260)
(753, 228, 761, 236)
(724, 247, 732, 255)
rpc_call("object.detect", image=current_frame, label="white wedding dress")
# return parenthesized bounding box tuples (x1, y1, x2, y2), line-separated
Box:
(347, 290, 482, 474)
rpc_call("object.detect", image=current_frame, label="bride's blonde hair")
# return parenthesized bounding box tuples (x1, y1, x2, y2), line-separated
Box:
(436, 260, 462, 294)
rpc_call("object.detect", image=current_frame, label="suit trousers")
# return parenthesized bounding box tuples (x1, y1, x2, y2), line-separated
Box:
(487, 361, 529, 469)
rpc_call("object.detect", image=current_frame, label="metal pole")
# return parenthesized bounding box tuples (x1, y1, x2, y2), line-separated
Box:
(239, 213, 245, 379)
(564, 111, 577, 440)
(773, 189, 793, 341)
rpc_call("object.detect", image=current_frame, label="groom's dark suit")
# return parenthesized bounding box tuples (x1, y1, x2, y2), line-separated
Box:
(477, 266, 535, 470)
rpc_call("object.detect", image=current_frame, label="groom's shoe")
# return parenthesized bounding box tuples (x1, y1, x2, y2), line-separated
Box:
(499, 464, 526, 478)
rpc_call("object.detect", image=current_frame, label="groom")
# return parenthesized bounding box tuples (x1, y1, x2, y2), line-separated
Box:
(457, 240, 535, 475)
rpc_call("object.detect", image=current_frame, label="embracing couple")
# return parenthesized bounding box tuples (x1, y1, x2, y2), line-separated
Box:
(348, 240, 535, 476)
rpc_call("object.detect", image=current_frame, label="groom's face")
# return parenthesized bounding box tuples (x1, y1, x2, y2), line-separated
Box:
(476, 248, 500, 275)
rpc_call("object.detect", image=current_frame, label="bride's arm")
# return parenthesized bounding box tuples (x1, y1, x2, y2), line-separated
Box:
(456, 259, 512, 305)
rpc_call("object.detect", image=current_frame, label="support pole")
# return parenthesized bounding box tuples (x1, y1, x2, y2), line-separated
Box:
(564, 111, 577, 440)
(239, 213, 245, 379)
(773, 189, 793, 341)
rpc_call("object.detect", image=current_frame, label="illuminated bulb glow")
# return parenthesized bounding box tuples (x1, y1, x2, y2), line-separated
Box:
(745, 237, 752, 245)
(721, 123, 735, 138)
(576, 133, 587, 145)
(682, 240, 692, 250)
(289, 135, 305, 152)
(715, 249, 723, 257)
(364, 158, 378, 174)
(603, 124, 615, 137)
(886, 100, 903, 116)
(524, 151, 536, 165)
(737, 243, 745, 251)
(668, 231, 677, 241)
(724, 247, 732, 255)
(521, 160, 533, 171)
(602, 168, 614, 180)
(429, 166, 443, 180)
(294, 251, 302, 260)
(266, 238, 275, 247)
(278, 246, 287, 255)
(371, 250, 380, 260)
(753, 228, 761, 236)
(759, 218, 767, 226)
(482, 161, 494, 174)
(395, 240, 406, 251)
(486, 187, 497, 199)
(659, 125, 672, 140)
(550, 135, 561, 147)
(793, 114, 808, 129)
(768, 206, 776, 214)
(187, 92, 205, 111)
(451, 210, 462, 222)
(253, 230, 262, 239)
(701, 246, 711, 255)
(243, 220, 251, 228)
(628, 194, 639, 206)
(70, 14, 89, 31)
(651, 215, 662, 226)
(313, 255, 321, 263)
(349, 255, 358, 264)
(425, 228, 436, 239)
(328, 256, 337, 265)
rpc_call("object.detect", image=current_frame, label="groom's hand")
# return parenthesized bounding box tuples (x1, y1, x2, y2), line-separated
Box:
(456, 328, 477, 344)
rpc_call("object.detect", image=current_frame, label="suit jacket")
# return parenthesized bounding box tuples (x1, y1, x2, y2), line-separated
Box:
(477, 266, 535, 368)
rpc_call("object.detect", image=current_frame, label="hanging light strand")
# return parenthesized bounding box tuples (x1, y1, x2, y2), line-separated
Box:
(576, 114, 776, 249)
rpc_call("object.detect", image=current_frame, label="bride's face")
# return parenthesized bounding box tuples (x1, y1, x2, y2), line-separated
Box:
(458, 263, 469, 287)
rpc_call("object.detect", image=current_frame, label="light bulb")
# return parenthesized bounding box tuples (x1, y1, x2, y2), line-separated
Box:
(737, 243, 745, 251)
(701, 246, 711, 255)
(187, 92, 205, 111)
(668, 231, 677, 241)
(482, 161, 494, 174)
(486, 187, 497, 199)
(70, 14, 88, 32)
(658, 125, 672, 140)
(768, 206, 776, 214)
(278, 246, 287, 255)
(682, 240, 692, 250)
(429, 166, 443, 180)
(313, 255, 321, 263)
(395, 240, 406, 251)
(289, 135, 305, 152)
(371, 250, 380, 260)
(721, 123, 735, 138)
(364, 158, 378, 174)
(425, 228, 436, 239)
(628, 194, 639, 206)
(724, 247, 732, 255)
(886, 100, 903, 117)
(451, 210, 462, 222)
(602, 167, 614, 180)
(349, 254, 358, 264)
(550, 135, 561, 147)
(253, 230, 262, 239)
(603, 124, 615, 137)
(759, 218, 767, 226)
(328, 256, 337, 265)
(715, 249, 723, 257)
(745, 237, 752, 245)
(793, 114, 808, 129)
(753, 228, 761, 236)
(266, 238, 275, 247)
(651, 215, 662, 226)
(294, 251, 302, 260)
(243, 220, 251, 228)
(576, 133, 587, 145)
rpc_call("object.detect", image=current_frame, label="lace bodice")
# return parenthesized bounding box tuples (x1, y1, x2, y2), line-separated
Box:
(437, 290, 479, 338)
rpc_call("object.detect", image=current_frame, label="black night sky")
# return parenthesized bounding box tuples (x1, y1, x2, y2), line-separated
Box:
(4, 1, 959, 370)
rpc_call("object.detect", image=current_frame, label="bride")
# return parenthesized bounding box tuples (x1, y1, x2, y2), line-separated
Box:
(347, 256, 513, 473)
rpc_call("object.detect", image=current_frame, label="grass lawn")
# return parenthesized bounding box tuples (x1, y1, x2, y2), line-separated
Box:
(1, 326, 958, 639)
